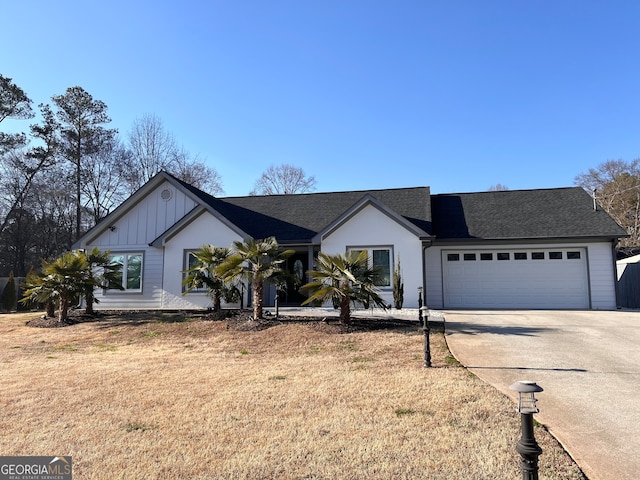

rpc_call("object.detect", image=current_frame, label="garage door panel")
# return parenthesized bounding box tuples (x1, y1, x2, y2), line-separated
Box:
(443, 249, 589, 309)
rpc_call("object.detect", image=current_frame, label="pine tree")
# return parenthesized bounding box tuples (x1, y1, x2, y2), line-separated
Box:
(1, 271, 17, 312)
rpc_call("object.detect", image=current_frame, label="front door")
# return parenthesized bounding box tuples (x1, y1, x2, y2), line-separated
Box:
(278, 253, 309, 305)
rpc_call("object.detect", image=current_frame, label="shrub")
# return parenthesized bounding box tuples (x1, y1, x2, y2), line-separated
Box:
(1, 271, 17, 312)
(393, 258, 404, 309)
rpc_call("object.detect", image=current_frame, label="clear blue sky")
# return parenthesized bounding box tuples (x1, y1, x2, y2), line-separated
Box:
(3, 1, 639, 196)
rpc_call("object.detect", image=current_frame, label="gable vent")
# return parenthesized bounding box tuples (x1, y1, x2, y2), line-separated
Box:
(160, 188, 173, 201)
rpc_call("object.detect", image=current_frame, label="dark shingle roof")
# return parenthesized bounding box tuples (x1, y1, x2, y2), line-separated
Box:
(174, 177, 432, 243)
(431, 187, 628, 240)
(173, 173, 625, 242)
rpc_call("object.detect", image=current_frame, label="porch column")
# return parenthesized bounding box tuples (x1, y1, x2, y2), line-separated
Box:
(307, 246, 315, 283)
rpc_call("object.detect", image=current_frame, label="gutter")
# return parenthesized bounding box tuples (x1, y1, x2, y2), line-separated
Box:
(421, 239, 433, 307)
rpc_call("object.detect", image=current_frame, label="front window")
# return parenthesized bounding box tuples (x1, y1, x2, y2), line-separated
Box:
(110, 253, 143, 291)
(372, 249, 391, 286)
(349, 247, 392, 287)
(184, 250, 206, 293)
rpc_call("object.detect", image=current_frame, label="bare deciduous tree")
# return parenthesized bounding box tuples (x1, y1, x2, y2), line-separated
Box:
(124, 113, 176, 192)
(488, 184, 509, 191)
(171, 148, 223, 196)
(81, 137, 130, 224)
(575, 159, 640, 249)
(123, 113, 224, 196)
(250, 164, 317, 195)
(0, 79, 226, 276)
(0, 103, 59, 242)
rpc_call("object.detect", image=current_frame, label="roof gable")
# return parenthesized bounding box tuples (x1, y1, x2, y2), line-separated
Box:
(312, 194, 432, 243)
(73, 171, 204, 248)
(201, 186, 433, 244)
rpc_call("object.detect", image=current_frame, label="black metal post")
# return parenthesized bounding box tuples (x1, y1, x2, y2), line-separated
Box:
(418, 289, 431, 367)
(423, 309, 431, 368)
(516, 412, 542, 480)
(274, 294, 279, 319)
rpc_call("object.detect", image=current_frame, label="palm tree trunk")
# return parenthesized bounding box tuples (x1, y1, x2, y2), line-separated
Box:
(253, 278, 263, 320)
(339, 294, 351, 324)
(85, 270, 95, 315)
(59, 297, 69, 323)
(85, 290, 95, 315)
(213, 289, 221, 312)
(46, 301, 55, 317)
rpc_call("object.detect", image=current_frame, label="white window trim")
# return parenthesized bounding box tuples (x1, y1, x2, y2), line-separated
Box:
(108, 252, 144, 293)
(183, 250, 208, 294)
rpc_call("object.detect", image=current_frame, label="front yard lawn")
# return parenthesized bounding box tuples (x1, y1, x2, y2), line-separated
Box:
(0, 311, 584, 479)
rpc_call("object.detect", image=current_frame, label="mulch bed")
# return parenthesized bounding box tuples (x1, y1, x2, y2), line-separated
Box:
(25, 308, 420, 333)
(26, 316, 74, 328)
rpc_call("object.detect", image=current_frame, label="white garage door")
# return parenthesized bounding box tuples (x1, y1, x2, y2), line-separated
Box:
(443, 248, 589, 309)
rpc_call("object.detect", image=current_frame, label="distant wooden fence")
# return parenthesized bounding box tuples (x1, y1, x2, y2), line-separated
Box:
(617, 263, 640, 308)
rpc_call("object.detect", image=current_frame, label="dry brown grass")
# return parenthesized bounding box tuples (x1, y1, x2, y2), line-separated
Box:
(0, 311, 585, 479)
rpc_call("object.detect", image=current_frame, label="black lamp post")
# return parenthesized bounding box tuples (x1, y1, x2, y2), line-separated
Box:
(510, 381, 543, 480)
(417, 286, 423, 328)
(418, 286, 431, 367)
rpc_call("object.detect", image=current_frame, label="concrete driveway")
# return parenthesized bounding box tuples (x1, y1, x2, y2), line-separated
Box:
(444, 310, 640, 480)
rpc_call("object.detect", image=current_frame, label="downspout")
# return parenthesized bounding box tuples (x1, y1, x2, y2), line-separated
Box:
(307, 245, 315, 285)
(422, 239, 433, 308)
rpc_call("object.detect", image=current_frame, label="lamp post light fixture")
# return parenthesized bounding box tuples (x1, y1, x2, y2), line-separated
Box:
(510, 381, 543, 480)
(418, 286, 431, 367)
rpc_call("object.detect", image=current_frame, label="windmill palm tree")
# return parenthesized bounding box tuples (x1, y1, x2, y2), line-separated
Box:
(21, 252, 89, 323)
(23, 267, 56, 317)
(216, 237, 294, 320)
(182, 245, 240, 311)
(79, 247, 122, 315)
(301, 251, 388, 324)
